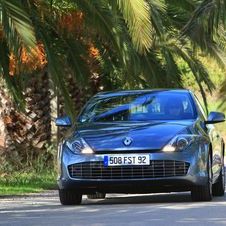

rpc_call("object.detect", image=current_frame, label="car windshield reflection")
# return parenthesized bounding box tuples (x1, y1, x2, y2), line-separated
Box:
(79, 92, 196, 122)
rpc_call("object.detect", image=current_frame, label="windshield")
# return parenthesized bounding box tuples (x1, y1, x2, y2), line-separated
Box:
(78, 92, 197, 123)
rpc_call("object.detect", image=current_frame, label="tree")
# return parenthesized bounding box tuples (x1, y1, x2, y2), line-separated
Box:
(1, 0, 225, 112)
(0, 0, 226, 169)
(0, 0, 155, 168)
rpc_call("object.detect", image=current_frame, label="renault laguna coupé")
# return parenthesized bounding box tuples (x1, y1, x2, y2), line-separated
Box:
(56, 89, 225, 204)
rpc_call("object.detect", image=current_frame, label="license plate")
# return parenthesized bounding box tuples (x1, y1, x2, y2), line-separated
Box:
(103, 154, 150, 167)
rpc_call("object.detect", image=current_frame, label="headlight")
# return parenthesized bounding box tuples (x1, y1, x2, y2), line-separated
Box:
(162, 134, 200, 152)
(65, 138, 94, 154)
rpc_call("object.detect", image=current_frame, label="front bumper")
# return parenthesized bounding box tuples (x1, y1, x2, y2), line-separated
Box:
(58, 176, 208, 194)
(57, 144, 209, 194)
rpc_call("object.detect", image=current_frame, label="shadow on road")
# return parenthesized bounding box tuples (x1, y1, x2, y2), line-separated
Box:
(84, 192, 193, 205)
(1, 190, 226, 206)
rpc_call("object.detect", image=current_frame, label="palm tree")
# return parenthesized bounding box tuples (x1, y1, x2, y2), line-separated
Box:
(2, 0, 224, 113)
(164, 0, 226, 108)
(0, 0, 154, 168)
(0, 0, 226, 168)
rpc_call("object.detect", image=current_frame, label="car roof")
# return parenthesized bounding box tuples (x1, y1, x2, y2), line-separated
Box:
(94, 89, 191, 98)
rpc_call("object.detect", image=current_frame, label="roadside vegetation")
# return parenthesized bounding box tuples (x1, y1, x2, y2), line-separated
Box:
(0, 170, 56, 195)
(0, 143, 57, 195)
(0, 0, 226, 195)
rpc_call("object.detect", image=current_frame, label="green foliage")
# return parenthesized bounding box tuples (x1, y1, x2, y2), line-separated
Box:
(179, 56, 225, 91)
(51, 0, 77, 11)
(0, 0, 36, 50)
(0, 170, 56, 195)
(116, 0, 153, 54)
(0, 0, 226, 114)
(0, 142, 57, 173)
(0, 143, 57, 195)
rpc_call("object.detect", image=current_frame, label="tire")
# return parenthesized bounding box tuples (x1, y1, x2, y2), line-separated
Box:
(191, 155, 212, 201)
(213, 165, 225, 196)
(59, 189, 82, 205)
(87, 193, 106, 199)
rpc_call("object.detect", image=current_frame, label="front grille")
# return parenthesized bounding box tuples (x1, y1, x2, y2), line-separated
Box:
(68, 160, 190, 179)
(95, 150, 161, 154)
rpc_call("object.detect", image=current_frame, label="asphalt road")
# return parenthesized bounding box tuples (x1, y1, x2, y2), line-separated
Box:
(1, 190, 226, 226)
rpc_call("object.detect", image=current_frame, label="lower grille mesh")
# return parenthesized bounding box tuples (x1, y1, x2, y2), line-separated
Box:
(68, 160, 190, 179)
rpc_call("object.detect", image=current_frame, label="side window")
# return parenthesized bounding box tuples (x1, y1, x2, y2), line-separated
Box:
(193, 95, 207, 120)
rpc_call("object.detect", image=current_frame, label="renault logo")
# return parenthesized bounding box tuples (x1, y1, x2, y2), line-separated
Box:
(123, 137, 133, 146)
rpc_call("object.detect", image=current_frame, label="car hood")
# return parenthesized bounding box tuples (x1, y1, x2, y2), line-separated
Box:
(74, 121, 194, 152)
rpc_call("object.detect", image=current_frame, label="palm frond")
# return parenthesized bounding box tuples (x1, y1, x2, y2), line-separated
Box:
(0, 0, 36, 52)
(164, 0, 196, 12)
(205, 42, 226, 68)
(139, 51, 166, 88)
(63, 38, 90, 85)
(116, 0, 153, 54)
(148, 0, 166, 36)
(180, 0, 226, 55)
(219, 79, 226, 110)
(0, 39, 25, 109)
(41, 33, 75, 117)
(170, 43, 215, 112)
(160, 46, 183, 87)
(25, 1, 75, 116)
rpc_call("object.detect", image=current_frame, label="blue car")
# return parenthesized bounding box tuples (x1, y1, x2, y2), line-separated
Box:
(56, 89, 225, 205)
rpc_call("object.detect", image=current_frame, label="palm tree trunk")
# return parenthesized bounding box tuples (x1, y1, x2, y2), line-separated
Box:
(0, 69, 52, 170)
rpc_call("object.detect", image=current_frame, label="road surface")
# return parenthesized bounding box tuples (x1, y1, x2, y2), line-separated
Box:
(1, 191, 226, 226)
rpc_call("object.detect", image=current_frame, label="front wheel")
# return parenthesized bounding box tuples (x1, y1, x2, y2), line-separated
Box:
(213, 164, 225, 196)
(59, 189, 82, 205)
(191, 155, 212, 201)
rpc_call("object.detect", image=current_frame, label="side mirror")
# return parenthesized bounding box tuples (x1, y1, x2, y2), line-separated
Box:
(205, 112, 225, 124)
(55, 116, 72, 127)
